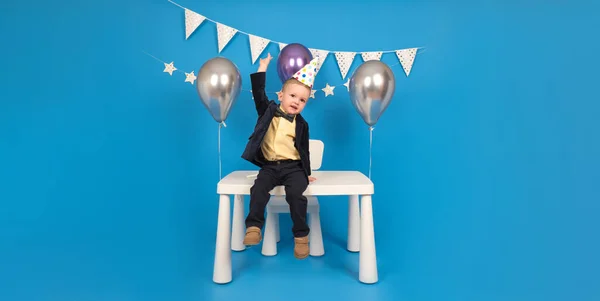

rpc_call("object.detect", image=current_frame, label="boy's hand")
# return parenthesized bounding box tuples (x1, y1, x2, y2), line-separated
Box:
(257, 53, 272, 72)
(308, 176, 316, 183)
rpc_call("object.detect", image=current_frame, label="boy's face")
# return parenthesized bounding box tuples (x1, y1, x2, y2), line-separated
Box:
(278, 81, 310, 115)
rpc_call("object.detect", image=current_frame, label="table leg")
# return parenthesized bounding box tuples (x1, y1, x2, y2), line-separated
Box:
(274, 213, 280, 242)
(347, 195, 360, 252)
(231, 194, 246, 251)
(261, 212, 278, 256)
(213, 194, 232, 284)
(359, 195, 378, 284)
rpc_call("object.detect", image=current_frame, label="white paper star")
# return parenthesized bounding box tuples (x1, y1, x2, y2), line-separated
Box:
(322, 84, 335, 97)
(343, 79, 350, 91)
(185, 71, 197, 85)
(310, 90, 316, 99)
(163, 62, 177, 76)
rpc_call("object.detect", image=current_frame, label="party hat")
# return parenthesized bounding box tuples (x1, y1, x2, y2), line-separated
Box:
(291, 57, 320, 88)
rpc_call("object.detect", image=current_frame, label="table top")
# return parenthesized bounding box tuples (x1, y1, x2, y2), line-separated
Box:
(217, 170, 374, 196)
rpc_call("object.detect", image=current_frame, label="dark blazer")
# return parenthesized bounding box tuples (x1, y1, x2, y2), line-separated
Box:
(241, 72, 311, 176)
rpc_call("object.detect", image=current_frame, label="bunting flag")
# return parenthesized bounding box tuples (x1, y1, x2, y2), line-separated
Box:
(249, 34, 270, 64)
(170, 1, 423, 77)
(309, 48, 330, 69)
(216, 23, 238, 53)
(395, 48, 418, 76)
(184, 9, 206, 39)
(334, 51, 357, 79)
(361, 51, 383, 61)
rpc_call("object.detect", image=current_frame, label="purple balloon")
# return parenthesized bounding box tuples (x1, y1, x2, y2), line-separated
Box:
(276, 43, 313, 83)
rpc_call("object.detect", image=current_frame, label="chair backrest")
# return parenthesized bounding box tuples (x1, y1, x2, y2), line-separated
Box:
(309, 139, 324, 171)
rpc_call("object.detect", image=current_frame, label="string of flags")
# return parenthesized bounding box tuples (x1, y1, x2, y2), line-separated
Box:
(170, 0, 421, 79)
(150, 0, 424, 99)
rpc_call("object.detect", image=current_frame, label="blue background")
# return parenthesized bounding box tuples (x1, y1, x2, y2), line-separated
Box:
(1, 0, 599, 300)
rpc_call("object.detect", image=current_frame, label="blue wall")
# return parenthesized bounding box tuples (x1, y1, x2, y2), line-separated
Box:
(1, 0, 598, 300)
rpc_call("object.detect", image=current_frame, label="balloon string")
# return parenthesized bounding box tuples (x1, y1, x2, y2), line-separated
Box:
(368, 126, 373, 179)
(218, 122, 223, 179)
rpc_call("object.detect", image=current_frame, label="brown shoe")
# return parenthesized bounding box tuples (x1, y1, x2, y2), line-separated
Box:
(243, 226, 262, 246)
(294, 236, 309, 259)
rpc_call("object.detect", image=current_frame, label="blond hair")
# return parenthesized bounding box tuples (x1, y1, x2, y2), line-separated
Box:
(282, 78, 310, 93)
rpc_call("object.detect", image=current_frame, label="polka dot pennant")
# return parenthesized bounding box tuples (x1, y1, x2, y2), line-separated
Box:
(292, 57, 320, 88)
(216, 23, 238, 53)
(184, 9, 206, 40)
(334, 51, 356, 80)
(395, 48, 418, 76)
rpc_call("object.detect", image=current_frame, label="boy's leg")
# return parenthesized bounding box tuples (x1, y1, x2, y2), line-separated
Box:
(244, 166, 278, 245)
(281, 163, 310, 259)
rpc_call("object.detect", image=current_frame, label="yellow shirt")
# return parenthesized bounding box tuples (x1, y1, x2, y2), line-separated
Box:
(261, 107, 300, 161)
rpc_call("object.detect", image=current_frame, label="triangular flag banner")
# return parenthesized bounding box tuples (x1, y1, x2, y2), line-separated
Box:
(249, 35, 270, 64)
(184, 9, 206, 40)
(309, 48, 329, 69)
(334, 51, 356, 79)
(216, 23, 238, 53)
(395, 48, 418, 76)
(279, 43, 287, 51)
(361, 51, 383, 61)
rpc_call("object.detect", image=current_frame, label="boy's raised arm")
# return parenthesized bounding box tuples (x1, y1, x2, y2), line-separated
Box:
(250, 53, 273, 116)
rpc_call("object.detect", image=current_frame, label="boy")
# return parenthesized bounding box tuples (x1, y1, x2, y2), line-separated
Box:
(241, 53, 319, 259)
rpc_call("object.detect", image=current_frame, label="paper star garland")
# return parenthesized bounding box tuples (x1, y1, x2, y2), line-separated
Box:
(163, 62, 177, 76)
(185, 71, 197, 84)
(343, 79, 350, 91)
(322, 84, 335, 97)
(147, 44, 419, 101)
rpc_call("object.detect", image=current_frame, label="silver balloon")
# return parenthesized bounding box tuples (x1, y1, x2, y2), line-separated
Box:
(349, 61, 396, 126)
(196, 57, 242, 123)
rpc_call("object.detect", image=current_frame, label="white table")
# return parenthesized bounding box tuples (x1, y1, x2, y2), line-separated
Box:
(213, 170, 378, 284)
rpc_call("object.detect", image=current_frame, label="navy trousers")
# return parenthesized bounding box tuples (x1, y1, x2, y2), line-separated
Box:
(245, 160, 310, 237)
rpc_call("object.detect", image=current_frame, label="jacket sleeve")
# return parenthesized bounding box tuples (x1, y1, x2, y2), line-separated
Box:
(250, 72, 270, 116)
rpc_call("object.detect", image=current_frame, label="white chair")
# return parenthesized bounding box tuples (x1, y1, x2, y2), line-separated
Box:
(261, 139, 325, 257)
